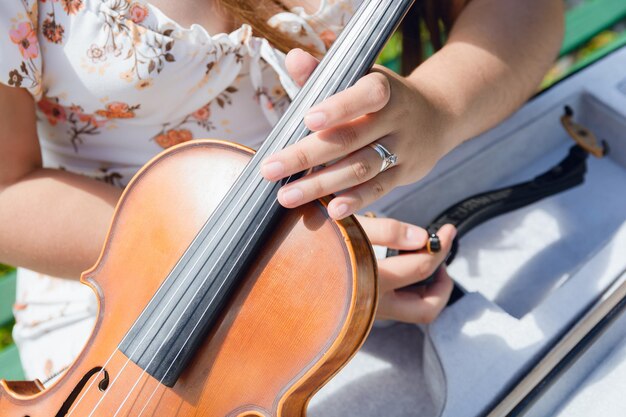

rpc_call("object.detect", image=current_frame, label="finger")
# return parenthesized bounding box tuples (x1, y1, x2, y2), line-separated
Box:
(285, 48, 320, 87)
(326, 166, 400, 219)
(304, 72, 391, 131)
(355, 216, 428, 251)
(276, 145, 385, 208)
(260, 115, 390, 182)
(377, 267, 453, 324)
(377, 224, 457, 291)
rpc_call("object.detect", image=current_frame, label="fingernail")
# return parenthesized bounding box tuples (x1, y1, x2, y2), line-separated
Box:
(304, 112, 327, 129)
(280, 188, 304, 206)
(261, 161, 285, 179)
(406, 226, 425, 243)
(333, 204, 350, 219)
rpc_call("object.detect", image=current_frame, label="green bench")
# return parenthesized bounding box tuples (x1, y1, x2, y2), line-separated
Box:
(0, 267, 24, 380)
(547, 0, 626, 86)
(561, 0, 626, 56)
(376, 0, 626, 88)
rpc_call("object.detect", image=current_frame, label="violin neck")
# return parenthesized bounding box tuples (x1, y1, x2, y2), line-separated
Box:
(119, 0, 415, 388)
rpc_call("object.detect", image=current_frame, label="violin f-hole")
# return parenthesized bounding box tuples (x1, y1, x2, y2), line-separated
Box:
(54, 367, 108, 417)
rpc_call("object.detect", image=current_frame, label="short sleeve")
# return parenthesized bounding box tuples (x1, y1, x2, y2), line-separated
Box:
(0, 0, 43, 100)
(268, 0, 362, 57)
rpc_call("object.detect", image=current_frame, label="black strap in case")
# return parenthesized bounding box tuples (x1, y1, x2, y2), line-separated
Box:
(392, 107, 606, 297)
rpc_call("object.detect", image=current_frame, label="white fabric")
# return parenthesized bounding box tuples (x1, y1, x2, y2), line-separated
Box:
(555, 333, 626, 417)
(309, 323, 444, 417)
(519, 275, 626, 417)
(448, 144, 626, 318)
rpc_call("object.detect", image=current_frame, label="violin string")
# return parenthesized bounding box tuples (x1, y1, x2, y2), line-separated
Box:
(76, 3, 378, 414)
(131, 3, 406, 416)
(109, 3, 385, 414)
(62, 4, 360, 413)
(78, 0, 399, 413)
(109, 3, 391, 415)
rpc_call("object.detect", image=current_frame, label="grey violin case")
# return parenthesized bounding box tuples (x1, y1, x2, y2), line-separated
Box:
(310, 46, 626, 417)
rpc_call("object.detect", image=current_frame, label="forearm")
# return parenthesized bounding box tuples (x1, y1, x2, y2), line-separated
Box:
(407, 0, 564, 154)
(0, 169, 121, 279)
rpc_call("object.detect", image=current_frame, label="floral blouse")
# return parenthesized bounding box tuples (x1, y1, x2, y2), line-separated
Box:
(1, 0, 361, 185)
(1, 0, 362, 382)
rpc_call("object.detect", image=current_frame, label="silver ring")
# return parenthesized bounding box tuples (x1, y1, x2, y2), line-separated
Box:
(368, 142, 398, 173)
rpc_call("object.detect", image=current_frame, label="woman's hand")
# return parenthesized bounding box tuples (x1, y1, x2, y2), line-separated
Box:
(357, 215, 456, 324)
(261, 49, 452, 220)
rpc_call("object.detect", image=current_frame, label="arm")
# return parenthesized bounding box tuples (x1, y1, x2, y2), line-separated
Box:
(412, 0, 565, 155)
(261, 0, 564, 218)
(0, 84, 121, 279)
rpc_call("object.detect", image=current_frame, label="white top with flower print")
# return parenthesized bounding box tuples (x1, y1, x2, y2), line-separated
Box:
(1, 0, 362, 383)
(1, 0, 361, 186)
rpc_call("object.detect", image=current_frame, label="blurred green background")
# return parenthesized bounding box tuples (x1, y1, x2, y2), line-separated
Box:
(377, 0, 626, 90)
(0, 265, 20, 380)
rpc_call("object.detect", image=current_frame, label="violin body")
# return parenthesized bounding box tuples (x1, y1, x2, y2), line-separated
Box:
(0, 140, 377, 416)
(0, 0, 420, 410)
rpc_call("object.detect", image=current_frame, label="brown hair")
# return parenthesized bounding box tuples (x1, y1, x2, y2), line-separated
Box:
(219, 0, 466, 75)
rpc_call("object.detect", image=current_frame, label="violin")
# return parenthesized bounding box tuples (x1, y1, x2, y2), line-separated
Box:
(0, 1, 415, 415)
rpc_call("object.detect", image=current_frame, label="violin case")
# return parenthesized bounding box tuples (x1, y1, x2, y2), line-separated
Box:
(308, 46, 626, 417)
